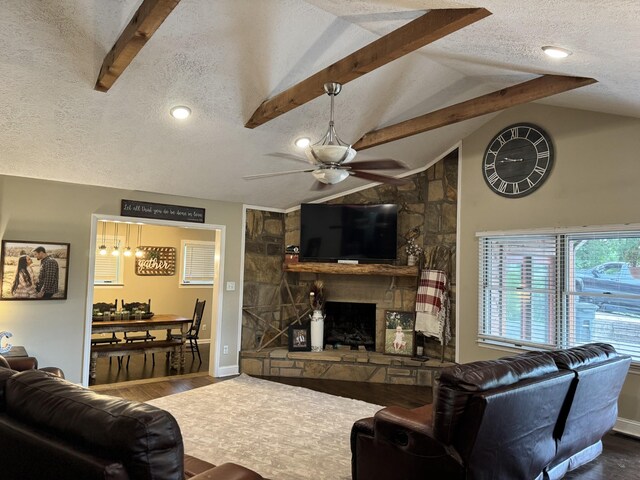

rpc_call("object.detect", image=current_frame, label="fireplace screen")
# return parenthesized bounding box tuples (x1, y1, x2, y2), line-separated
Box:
(323, 301, 376, 351)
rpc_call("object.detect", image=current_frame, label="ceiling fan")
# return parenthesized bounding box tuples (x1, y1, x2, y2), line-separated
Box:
(243, 82, 408, 190)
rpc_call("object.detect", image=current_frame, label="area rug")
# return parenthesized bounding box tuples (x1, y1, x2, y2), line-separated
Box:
(147, 374, 383, 480)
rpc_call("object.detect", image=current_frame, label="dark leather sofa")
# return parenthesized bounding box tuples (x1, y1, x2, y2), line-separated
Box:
(351, 343, 631, 480)
(0, 359, 264, 480)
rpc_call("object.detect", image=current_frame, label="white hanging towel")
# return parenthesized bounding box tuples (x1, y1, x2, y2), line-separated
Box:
(415, 269, 451, 345)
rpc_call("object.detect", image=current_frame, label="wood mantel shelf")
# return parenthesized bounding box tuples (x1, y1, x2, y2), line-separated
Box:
(284, 262, 419, 277)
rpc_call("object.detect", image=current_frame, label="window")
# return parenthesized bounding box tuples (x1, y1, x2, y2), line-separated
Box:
(94, 238, 124, 285)
(181, 240, 215, 285)
(479, 228, 640, 361)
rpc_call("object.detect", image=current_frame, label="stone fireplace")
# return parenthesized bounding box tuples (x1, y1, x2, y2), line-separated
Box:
(324, 301, 376, 351)
(241, 152, 459, 385)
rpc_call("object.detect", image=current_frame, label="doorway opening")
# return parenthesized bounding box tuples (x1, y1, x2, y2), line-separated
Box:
(82, 214, 225, 387)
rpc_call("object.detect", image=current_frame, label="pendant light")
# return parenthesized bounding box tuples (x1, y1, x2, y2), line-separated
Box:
(111, 222, 120, 256)
(123, 223, 132, 257)
(304, 82, 356, 168)
(135, 224, 145, 258)
(98, 221, 108, 255)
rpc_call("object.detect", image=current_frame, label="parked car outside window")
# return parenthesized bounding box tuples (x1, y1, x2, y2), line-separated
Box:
(575, 261, 640, 315)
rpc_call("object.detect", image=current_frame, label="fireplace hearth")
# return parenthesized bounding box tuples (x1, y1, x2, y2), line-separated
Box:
(323, 301, 376, 351)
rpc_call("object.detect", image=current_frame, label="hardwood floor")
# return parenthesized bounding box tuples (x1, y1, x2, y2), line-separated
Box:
(95, 374, 640, 480)
(90, 343, 209, 386)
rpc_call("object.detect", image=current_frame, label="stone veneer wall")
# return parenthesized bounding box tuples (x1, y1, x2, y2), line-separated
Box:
(242, 209, 286, 350)
(241, 151, 458, 362)
(241, 348, 451, 386)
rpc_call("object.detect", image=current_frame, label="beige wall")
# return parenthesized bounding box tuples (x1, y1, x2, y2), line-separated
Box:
(458, 103, 640, 422)
(0, 175, 244, 383)
(93, 223, 218, 339)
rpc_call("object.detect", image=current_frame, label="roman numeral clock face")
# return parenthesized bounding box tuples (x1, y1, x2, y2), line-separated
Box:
(483, 123, 554, 198)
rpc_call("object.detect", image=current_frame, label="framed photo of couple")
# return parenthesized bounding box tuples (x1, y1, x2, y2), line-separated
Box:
(0, 240, 70, 300)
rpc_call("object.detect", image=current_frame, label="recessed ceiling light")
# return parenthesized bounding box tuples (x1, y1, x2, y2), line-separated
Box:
(295, 137, 311, 148)
(170, 106, 191, 120)
(542, 46, 572, 59)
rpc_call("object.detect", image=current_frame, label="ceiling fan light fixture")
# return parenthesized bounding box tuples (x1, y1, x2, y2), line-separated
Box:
(312, 167, 349, 185)
(295, 137, 311, 148)
(306, 82, 356, 165)
(542, 46, 572, 58)
(170, 105, 191, 119)
(305, 144, 356, 165)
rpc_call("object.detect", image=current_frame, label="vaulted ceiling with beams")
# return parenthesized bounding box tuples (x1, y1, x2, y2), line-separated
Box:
(1, 0, 639, 209)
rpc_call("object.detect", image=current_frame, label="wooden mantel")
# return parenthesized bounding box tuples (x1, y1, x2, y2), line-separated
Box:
(284, 262, 418, 277)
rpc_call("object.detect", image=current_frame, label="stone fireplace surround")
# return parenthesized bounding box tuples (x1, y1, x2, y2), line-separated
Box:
(241, 154, 458, 385)
(240, 347, 449, 387)
(240, 271, 454, 386)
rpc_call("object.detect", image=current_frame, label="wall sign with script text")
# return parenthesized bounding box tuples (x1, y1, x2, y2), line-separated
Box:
(135, 247, 176, 276)
(121, 199, 205, 223)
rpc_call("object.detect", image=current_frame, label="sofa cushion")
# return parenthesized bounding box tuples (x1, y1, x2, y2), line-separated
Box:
(547, 344, 631, 468)
(0, 355, 10, 369)
(6, 369, 184, 480)
(0, 414, 130, 480)
(433, 351, 558, 444)
(549, 343, 618, 370)
(0, 366, 17, 411)
(438, 351, 558, 391)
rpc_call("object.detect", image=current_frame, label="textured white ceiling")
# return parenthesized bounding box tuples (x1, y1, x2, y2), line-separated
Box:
(0, 0, 638, 209)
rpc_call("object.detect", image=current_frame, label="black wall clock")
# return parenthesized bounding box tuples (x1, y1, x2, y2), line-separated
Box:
(482, 123, 554, 198)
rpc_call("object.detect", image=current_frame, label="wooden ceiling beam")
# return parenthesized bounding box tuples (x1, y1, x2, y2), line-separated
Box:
(353, 75, 598, 150)
(95, 0, 181, 92)
(245, 7, 491, 129)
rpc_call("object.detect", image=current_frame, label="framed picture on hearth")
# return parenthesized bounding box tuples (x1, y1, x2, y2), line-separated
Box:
(384, 310, 415, 356)
(288, 323, 311, 352)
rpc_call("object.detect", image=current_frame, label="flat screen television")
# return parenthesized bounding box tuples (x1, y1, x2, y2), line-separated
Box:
(299, 203, 398, 262)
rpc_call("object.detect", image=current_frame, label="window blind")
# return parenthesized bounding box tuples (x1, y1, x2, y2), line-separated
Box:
(479, 235, 558, 349)
(479, 229, 640, 361)
(182, 242, 215, 284)
(94, 237, 123, 285)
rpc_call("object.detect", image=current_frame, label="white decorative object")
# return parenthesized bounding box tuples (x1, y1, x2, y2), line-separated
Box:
(407, 254, 416, 266)
(0, 331, 13, 354)
(310, 310, 325, 352)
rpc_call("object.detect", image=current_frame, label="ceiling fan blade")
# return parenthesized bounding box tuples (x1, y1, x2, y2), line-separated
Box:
(347, 159, 407, 170)
(243, 168, 315, 180)
(349, 170, 410, 186)
(264, 152, 314, 165)
(311, 181, 331, 191)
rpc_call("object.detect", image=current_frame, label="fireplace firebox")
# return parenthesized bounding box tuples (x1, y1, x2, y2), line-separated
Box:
(323, 301, 376, 351)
